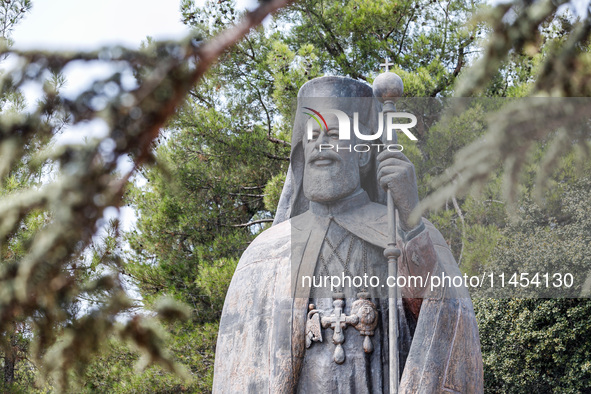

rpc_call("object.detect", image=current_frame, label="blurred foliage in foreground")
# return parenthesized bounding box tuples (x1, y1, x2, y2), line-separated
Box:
(0, 0, 287, 390)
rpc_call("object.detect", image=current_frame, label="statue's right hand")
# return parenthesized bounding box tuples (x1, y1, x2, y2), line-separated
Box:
(376, 149, 420, 232)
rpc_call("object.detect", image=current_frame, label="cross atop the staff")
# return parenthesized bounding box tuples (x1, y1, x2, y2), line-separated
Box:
(380, 57, 394, 72)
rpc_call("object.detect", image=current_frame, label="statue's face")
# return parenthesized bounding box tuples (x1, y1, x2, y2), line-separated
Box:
(302, 114, 362, 203)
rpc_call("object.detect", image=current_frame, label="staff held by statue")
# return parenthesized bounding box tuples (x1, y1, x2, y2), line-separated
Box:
(373, 63, 404, 394)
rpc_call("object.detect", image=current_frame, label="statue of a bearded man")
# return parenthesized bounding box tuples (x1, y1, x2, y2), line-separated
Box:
(213, 76, 483, 393)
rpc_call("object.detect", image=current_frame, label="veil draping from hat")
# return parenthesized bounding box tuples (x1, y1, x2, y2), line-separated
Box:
(273, 76, 396, 226)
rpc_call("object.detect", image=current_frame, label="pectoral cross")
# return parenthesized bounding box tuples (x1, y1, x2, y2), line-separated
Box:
(380, 57, 394, 72)
(305, 292, 379, 364)
(321, 297, 359, 364)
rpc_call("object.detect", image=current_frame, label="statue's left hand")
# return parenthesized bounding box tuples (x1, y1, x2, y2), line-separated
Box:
(376, 149, 420, 232)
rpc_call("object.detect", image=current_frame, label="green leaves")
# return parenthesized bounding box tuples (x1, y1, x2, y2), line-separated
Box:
(476, 298, 591, 392)
(283, 0, 480, 89)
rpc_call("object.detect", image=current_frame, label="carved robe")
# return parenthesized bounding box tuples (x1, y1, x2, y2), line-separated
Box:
(213, 191, 483, 393)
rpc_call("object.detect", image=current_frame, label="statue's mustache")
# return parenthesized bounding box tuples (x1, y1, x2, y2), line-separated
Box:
(307, 150, 341, 163)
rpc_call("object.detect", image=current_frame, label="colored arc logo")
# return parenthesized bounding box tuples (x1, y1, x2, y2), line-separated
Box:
(303, 107, 328, 131)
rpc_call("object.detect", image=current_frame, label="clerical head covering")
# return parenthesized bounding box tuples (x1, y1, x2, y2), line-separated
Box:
(273, 76, 387, 225)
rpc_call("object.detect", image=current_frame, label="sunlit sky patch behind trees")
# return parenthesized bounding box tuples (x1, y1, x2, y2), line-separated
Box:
(11, 0, 263, 49)
(12, 0, 189, 50)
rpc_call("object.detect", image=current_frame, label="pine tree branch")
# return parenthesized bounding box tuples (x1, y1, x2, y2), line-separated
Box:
(454, 0, 568, 97)
(268, 136, 291, 146)
(229, 192, 266, 198)
(265, 152, 290, 161)
(194, 0, 293, 79)
(240, 185, 265, 190)
(232, 219, 274, 227)
(451, 195, 465, 267)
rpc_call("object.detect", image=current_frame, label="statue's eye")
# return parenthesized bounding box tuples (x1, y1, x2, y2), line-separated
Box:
(328, 129, 339, 138)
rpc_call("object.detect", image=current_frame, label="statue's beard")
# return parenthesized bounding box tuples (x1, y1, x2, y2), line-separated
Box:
(302, 158, 360, 203)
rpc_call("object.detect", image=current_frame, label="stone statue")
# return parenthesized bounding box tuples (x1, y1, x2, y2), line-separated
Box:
(213, 75, 483, 393)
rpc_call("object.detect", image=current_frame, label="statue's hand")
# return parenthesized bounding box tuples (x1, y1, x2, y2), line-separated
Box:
(377, 150, 420, 232)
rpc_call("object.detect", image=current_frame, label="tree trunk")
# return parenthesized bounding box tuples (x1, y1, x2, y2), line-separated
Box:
(3, 351, 15, 385)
